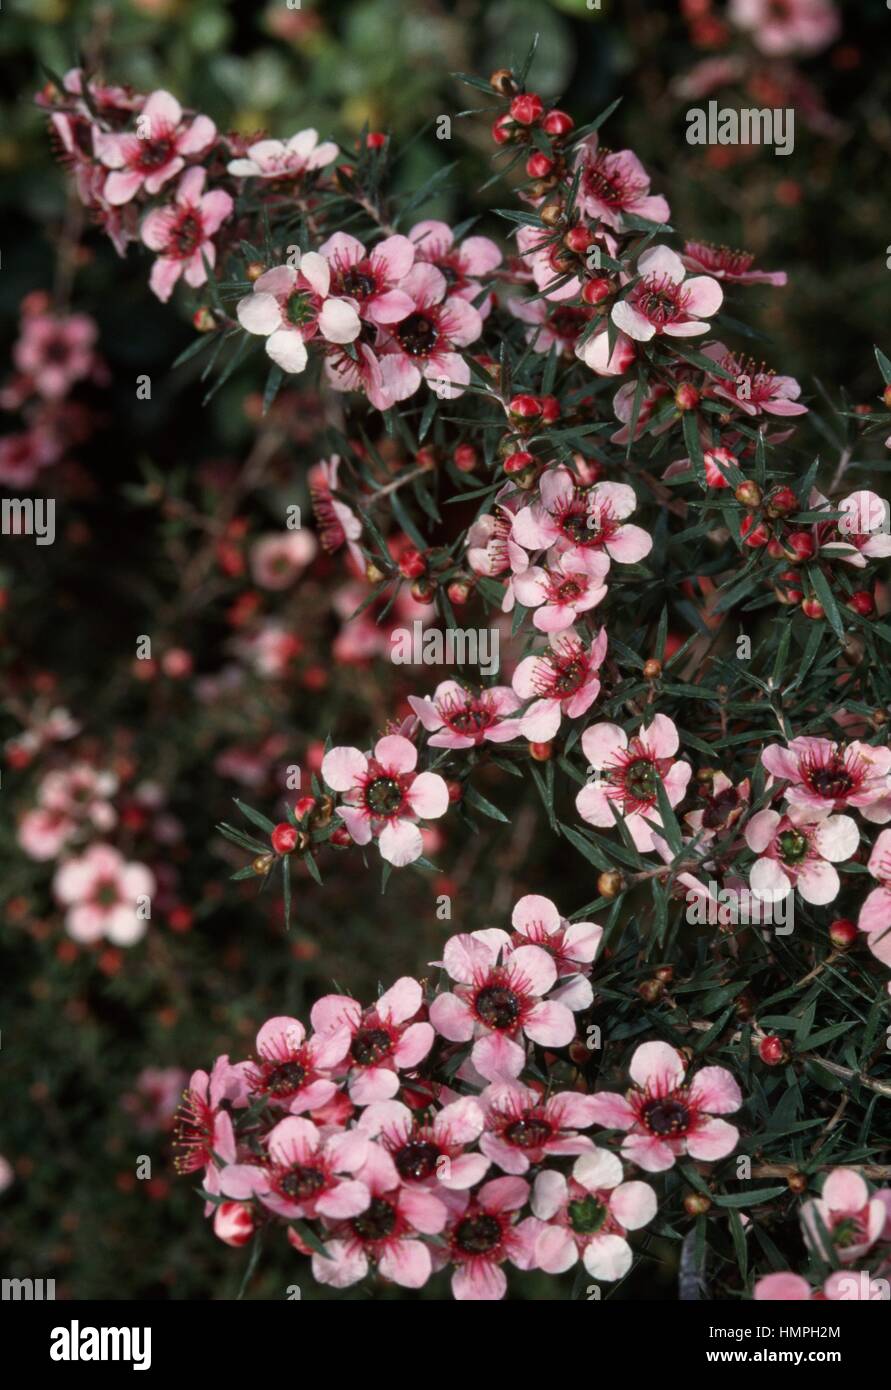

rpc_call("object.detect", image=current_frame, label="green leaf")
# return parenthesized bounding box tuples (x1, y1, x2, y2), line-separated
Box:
(465, 784, 509, 823)
(233, 798, 276, 835)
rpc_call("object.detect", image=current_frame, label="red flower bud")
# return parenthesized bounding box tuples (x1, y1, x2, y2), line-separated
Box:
(674, 383, 700, 411)
(581, 277, 612, 305)
(564, 225, 595, 253)
(525, 152, 554, 179)
(542, 109, 574, 137)
(398, 547, 427, 579)
(848, 590, 875, 616)
(785, 531, 816, 562)
(271, 823, 300, 855)
(766, 486, 798, 518)
(214, 1201, 254, 1247)
(503, 450, 535, 475)
(510, 92, 544, 125)
(759, 1035, 787, 1066)
(740, 516, 769, 548)
(539, 394, 560, 424)
(508, 393, 542, 420)
(453, 444, 478, 472)
(829, 918, 858, 949)
(802, 596, 825, 620)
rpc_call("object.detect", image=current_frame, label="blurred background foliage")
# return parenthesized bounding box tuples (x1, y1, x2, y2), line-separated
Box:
(2, 0, 890, 1300)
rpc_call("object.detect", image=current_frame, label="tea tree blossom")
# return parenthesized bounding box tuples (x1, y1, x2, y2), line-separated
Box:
(53, 842, 155, 945)
(219, 1116, 371, 1221)
(532, 1148, 658, 1280)
(377, 263, 483, 401)
(479, 1081, 599, 1174)
(226, 129, 338, 179)
(507, 893, 603, 1009)
(429, 929, 577, 1082)
(310, 977, 434, 1104)
(245, 1015, 351, 1114)
(761, 737, 891, 824)
(512, 471, 652, 566)
(408, 682, 522, 749)
(321, 733, 449, 864)
(236, 253, 360, 374)
(408, 219, 502, 313)
(611, 245, 723, 342)
(357, 1096, 489, 1190)
(440, 1175, 540, 1300)
(318, 232, 416, 325)
(511, 554, 609, 634)
(574, 135, 670, 231)
(94, 88, 216, 204)
(587, 1041, 742, 1172)
(140, 167, 233, 302)
(512, 629, 608, 743)
(744, 809, 859, 905)
(800, 1168, 887, 1265)
(576, 714, 692, 852)
(858, 830, 891, 966)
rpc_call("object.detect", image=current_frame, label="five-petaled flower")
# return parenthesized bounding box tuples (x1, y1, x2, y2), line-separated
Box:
(321, 733, 449, 864)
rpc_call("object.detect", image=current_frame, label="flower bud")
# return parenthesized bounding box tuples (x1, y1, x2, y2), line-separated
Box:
(597, 869, 623, 899)
(766, 486, 798, 518)
(638, 978, 664, 1004)
(504, 450, 535, 475)
(674, 383, 700, 412)
(848, 590, 875, 616)
(758, 1035, 786, 1065)
(245, 262, 266, 282)
(643, 658, 662, 680)
(509, 393, 542, 422)
(365, 560, 386, 585)
(491, 114, 518, 146)
(801, 596, 825, 621)
(735, 480, 762, 508)
(271, 823, 300, 855)
(330, 826, 353, 848)
(539, 202, 564, 227)
(581, 277, 612, 305)
(411, 577, 437, 603)
(509, 92, 544, 125)
(786, 1172, 808, 1194)
(542, 109, 574, 137)
(526, 152, 554, 179)
(252, 853, 274, 876)
(784, 531, 816, 563)
(213, 1201, 255, 1247)
(398, 547, 427, 579)
(528, 740, 552, 761)
(740, 516, 769, 548)
(683, 1193, 712, 1216)
(453, 444, 478, 473)
(564, 225, 596, 253)
(193, 306, 216, 333)
(447, 579, 473, 605)
(883, 383, 891, 409)
(829, 918, 857, 949)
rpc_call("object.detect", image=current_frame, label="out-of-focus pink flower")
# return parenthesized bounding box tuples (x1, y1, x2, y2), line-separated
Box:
(95, 89, 216, 204)
(140, 167, 233, 302)
(227, 129, 337, 179)
(321, 734, 449, 864)
(729, 0, 840, 58)
(309, 455, 363, 571)
(249, 529, 317, 588)
(13, 312, 99, 400)
(53, 842, 155, 946)
(744, 809, 859, 906)
(587, 1040, 742, 1173)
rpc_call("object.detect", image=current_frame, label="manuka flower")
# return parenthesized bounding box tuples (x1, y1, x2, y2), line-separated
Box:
(321, 733, 449, 865)
(310, 977, 434, 1104)
(576, 714, 691, 853)
(744, 809, 858, 906)
(532, 1148, 658, 1280)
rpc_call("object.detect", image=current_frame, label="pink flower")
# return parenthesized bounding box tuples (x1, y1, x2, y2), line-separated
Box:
(479, 1081, 599, 1175)
(753, 1271, 814, 1301)
(310, 977, 434, 1104)
(755, 1268, 890, 1301)
(321, 733, 449, 864)
(612, 245, 723, 341)
(13, 311, 99, 400)
(429, 929, 577, 1082)
(249, 529, 318, 588)
(408, 682, 522, 749)
(684, 772, 750, 844)
(512, 471, 653, 567)
(574, 135, 670, 231)
(441, 1175, 539, 1300)
(357, 1095, 489, 1190)
(0, 430, 59, 486)
(220, 1116, 370, 1221)
(826, 490, 891, 568)
(744, 809, 859, 906)
(532, 1148, 657, 1280)
(512, 554, 609, 635)
(801, 1168, 887, 1265)
(576, 714, 692, 852)
(95, 89, 216, 205)
(53, 842, 155, 946)
(309, 455, 364, 571)
(515, 225, 582, 303)
(729, 0, 840, 58)
(174, 1054, 248, 1184)
(681, 241, 787, 287)
(507, 893, 602, 1010)
(704, 343, 807, 417)
(465, 491, 528, 579)
(408, 219, 502, 316)
(319, 231, 416, 325)
(140, 167, 233, 302)
(17, 808, 77, 861)
(245, 1015, 351, 1114)
(236, 253, 360, 374)
(312, 1142, 446, 1290)
(588, 1040, 742, 1172)
(226, 129, 338, 179)
(377, 263, 483, 401)
(857, 830, 891, 966)
(761, 737, 891, 824)
(512, 630, 607, 743)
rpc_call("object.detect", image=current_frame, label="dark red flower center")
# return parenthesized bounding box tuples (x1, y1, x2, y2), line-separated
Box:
(455, 1212, 502, 1255)
(475, 984, 521, 1031)
(395, 1140, 440, 1181)
(506, 1114, 552, 1149)
(351, 1027, 393, 1066)
(396, 312, 439, 357)
(642, 1096, 690, 1136)
(280, 1165, 326, 1200)
(352, 1196, 396, 1241)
